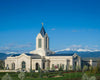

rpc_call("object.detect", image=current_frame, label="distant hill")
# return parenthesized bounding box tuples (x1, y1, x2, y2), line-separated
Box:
(56, 50, 100, 57)
(0, 53, 12, 60)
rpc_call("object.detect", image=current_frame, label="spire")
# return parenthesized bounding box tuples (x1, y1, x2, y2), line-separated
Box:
(40, 23, 46, 37)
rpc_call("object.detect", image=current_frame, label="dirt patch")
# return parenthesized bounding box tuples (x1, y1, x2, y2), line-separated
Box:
(53, 75, 62, 78)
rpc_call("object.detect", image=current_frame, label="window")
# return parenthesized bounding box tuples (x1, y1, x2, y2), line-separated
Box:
(62, 64, 64, 70)
(43, 62, 45, 69)
(36, 63, 39, 70)
(12, 63, 15, 70)
(7, 64, 9, 70)
(22, 61, 26, 69)
(38, 39, 42, 48)
(67, 60, 70, 70)
(46, 37, 47, 48)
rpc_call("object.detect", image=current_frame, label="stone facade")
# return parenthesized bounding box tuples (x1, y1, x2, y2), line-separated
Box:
(5, 25, 94, 72)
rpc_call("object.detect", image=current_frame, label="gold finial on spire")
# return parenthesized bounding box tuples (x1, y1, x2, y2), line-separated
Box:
(41, 22, 44, 26)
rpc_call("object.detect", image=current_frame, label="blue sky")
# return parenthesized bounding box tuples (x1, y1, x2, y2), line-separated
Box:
(0, 0, 100, 53)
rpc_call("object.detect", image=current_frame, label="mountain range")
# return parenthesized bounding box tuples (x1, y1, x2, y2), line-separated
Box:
(0, 48, 100, 60)
(55, 48, 100, 58)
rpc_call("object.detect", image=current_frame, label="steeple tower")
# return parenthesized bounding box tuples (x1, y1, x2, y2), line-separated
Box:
(35, 23, 49, 56)
(30, 23, 55, 56)
(40, 25, 46, 37)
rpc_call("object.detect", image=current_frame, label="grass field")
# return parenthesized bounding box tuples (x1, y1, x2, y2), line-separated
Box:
(0, 72, 100, 80)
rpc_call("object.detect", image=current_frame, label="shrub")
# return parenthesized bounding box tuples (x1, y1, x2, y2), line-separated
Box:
(30, 68, 34, 78)
(82, 65, 88, 72)
(59, 71, 63, 76)
(57, 64, 59, 69)
(92, 66, 99, 74)
(76, 66, 81, 71)
(46, 67, 50, 71)
(89, 76, 96, 80)
(38, 66, 41, 73)
(38, 67, 43, 78)
(2, 73, 12, 80)
(59, 65, 63, 71)
(32, 73, 39, 78)
(69, 65, 72, 70)
(82, 73, 89, 80)
(0, 60, 5, 70)
(82, 73, 96, 80)
(52, 64, 55, 71)
(18, 72, 25, 80)
(65, 65, 68, 72)
(89, 66, 93, 72)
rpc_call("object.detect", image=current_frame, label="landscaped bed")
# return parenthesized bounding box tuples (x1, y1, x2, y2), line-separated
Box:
(0, 71, 100, 80)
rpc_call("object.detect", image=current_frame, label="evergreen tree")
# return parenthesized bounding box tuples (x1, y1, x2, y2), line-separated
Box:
(59, 65, 63, 71)
(38, 66, 43, 78)
(30, 67, 33, 78)
(66, 65, 67, 72)
(82, 65, 88, 72)
(52, 64, 55, 71)
(2, 73, 12, 80)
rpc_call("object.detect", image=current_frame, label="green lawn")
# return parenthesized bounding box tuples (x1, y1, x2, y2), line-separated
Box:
(0, 72, 100, 80)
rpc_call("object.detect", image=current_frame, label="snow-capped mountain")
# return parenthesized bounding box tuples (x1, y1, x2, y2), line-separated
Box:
(55, 48, 100, 58)
(0, 48, 100, 60)
(55, 48, 100, 52)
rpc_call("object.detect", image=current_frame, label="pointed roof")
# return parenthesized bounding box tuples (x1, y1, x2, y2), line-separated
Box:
(40, 26, 46, 37)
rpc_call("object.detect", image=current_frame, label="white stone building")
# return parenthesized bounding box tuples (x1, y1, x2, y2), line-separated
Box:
(5, 25, 82, 72)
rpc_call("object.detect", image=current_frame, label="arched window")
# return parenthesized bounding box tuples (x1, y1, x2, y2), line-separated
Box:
(36, 63, 39, 70)
(46, 37, 47, 48)
(22, 61, 26, 69)
(74, 62, 77, 70)
(12, 63, 15, 70)
(67, 60, 70, 70)
(43, 62, 45, 69)
(7, 64, 9, 70)
(38, 39, 42, 48)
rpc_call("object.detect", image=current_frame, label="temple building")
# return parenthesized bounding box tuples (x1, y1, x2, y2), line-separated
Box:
(5, 24, 96, 72)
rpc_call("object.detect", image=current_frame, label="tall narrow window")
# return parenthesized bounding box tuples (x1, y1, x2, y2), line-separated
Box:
(36, 63, 39, 70)
(43, 62, 45, 69)
(7, 64, 9, 70)
(67, 60, 70, 70)
(22, 61, 26, 69)
(46, 37, 47, 48)
(38, 39, 42, 48)
(12, 63, 15, 70)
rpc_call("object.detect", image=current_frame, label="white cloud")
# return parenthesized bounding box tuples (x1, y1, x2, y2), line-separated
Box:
(6, 52, 17, 54)
(0, 42, 33, 54)
(70, 45, 82, 48)
(51, 28, 56, 31)
(16, 44, 32, 48)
